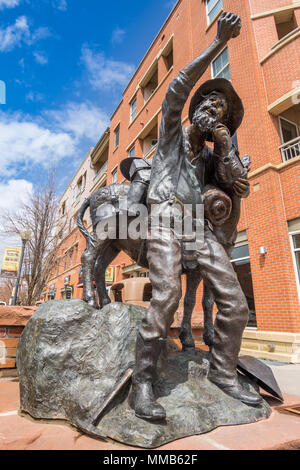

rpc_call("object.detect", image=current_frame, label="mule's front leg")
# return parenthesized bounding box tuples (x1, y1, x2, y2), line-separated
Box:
(81, 245, 98, 309)
(179, 269, 202, 352)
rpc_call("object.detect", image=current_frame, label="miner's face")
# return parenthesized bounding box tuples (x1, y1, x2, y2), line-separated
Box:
(192, 91, 228, 134)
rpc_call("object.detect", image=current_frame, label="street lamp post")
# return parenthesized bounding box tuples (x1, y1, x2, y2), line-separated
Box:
(13, 227, 31, 306)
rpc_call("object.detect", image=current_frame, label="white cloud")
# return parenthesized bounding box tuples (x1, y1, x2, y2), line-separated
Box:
(81, 46, 135, 90)
(33, 50, 48, 65)
(0, 179, 33, 212)
(0, 110, 75, 176)
(0, 0, 20, 9)
(46, 102, 109, 141)
(52, 0, 67, 10)
(26, 91, 44, 102)
(0, 101, 109, 176)
(0, 16, 30, 52)
(111, 27, 126, 44)
(0, 16, 51, 53)
(0, 0, 67, 11)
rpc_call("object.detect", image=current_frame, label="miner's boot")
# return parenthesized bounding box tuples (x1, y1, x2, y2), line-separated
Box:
(208, 372, 263, 406)
(129, 333, 166, 421)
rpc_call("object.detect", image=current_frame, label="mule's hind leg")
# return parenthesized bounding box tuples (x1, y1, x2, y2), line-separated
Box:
(179, 269, 202, 352)
(81, 241, 98, 308)
(202, 283, 215, 350)
(94, 244, 120, 309)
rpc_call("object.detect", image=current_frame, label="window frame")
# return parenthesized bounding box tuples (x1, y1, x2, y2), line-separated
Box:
(130, 97, 137, 123)
(230, 241, 251, 265)
(206, 0, 223, 25)
(128, 146, 135, 158)
(278, 116, 299, 145)
(114, 124, 120, 149)
(111, 167, 118, 184)
(211, 46, 231, 80)
(290, 230, 300, 301)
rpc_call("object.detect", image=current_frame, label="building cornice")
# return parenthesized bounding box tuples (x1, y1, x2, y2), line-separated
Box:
(248, 155, 300, 179)
(251, 3, 300, 21)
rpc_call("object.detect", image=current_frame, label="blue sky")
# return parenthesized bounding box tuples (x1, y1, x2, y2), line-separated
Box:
(0, 0, 177, 260)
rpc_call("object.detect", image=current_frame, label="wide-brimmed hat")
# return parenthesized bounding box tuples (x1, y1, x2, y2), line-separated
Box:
(188, 78, 244, 141)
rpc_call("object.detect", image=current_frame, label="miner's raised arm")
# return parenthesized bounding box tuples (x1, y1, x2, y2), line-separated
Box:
(161, 12, 242, 139)
(183, 12, 241, 84)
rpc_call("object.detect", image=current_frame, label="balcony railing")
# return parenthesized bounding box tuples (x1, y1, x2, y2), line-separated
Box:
(279, 136, 300, 162)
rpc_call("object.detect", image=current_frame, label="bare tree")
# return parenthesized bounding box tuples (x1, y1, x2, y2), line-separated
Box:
(0, 169, 66, 306)
(0, 277, 15, 305)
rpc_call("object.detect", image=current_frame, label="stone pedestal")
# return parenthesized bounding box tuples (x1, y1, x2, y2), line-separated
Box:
(17, 300, 271, 448)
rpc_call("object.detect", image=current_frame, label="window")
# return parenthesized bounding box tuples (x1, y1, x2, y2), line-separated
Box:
(61, 201, 66, 216)
(142, 123, 158, 157)
(275, 11, 297, 41)
(163, 48, 173, 71)
(141, 66, 158, 103)
(206, 0, 223, 25)
(69, 248, 74, 268)
(128, 146, 135, 158)
(290, 230, 300, 299)
(279, 117, 299, 144)
(77, 176, 83, 197)
(82, 171, 87, 191)
(212, 47, 231, 80)
(114, 124, 120, 148)
(112, 168, 118, 184)
(279, 117, 300, 161)
(130, 97, 137, 123)
(231, 242, 257, 328)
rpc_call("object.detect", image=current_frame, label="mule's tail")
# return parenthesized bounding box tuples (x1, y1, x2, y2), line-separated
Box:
(77, 197, 91, 241)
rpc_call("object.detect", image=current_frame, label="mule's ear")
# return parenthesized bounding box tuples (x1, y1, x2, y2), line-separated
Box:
(241, 154, 251, 171)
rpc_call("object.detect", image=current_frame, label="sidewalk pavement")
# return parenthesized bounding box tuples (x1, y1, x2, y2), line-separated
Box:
(0, 362, 300, 451)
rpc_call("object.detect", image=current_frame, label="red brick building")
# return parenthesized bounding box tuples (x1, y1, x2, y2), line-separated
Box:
(46, 0, 300, 362)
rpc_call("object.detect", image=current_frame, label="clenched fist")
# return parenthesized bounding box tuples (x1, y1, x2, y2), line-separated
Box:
(213, 123, 232, 155)
(217, 12, 241, 43)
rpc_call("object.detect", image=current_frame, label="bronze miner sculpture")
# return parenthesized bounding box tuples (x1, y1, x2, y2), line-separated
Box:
(78, 12, 263, 421)
(17, 11, 282, 447)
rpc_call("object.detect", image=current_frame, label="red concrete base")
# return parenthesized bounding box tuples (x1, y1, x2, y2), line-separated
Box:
(0, 379, 300, 450)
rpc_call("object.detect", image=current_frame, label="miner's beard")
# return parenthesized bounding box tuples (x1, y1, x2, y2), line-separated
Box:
(192, 108, 218, 135)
